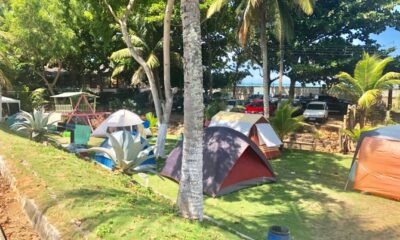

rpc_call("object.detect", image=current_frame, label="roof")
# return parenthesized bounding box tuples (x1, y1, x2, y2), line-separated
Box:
(1, 96, 20, 104)
(209, 111, 266, 136)
(51, 92, 98, 98)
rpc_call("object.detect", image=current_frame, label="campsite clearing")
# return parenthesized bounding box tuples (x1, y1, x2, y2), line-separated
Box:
(138, 138, 400, 240)
(2, 128, 400, 239)
(0, 128, 238, 239)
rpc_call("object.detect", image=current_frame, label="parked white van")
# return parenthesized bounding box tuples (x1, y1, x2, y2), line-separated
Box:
(303, 101, 329, 122)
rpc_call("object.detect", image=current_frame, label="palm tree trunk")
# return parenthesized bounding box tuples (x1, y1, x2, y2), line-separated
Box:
(178, 0, 204, 221)
(157, 0, 176, 158)
(259, 9, 270, 118)
(278, 31, 284, 100)
(289, 78, 296, 99)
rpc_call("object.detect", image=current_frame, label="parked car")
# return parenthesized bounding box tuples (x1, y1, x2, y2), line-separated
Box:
(246, 94, 263, 105)
(313, 95, 348, 114)
(245, 100, 277, 115)
(303, 101, 329, 122)
(225, 99, 244, 112)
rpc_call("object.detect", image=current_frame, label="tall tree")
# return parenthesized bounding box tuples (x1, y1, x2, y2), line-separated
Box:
(284, 0, 400, 97)
(4, 0, 78, 95)
(207, 0, 274, 117)
(271, 0, 314, 98)
(104, 0, 174, 157)
(178, 0, 204, 220)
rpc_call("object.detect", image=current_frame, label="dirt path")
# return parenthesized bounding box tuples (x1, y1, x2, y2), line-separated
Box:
(0, 176, 40, 240)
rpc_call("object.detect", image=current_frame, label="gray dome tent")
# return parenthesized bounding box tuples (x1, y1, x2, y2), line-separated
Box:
(161, 126, 276, 197)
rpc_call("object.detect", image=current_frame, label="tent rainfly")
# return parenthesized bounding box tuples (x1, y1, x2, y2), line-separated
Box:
(92, 109, 145, 137)
(345, 125, 400, 200)
(208, 111, 282, 159)
(161, 127, 276, 197)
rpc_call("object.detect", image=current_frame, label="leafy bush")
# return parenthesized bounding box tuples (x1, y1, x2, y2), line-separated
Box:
(109, 98, 142, 114)
(269, 101, 305, 140)
(145, 112, 158, 128)
(231, 105, 246, 113)
(341, 126, 376, 142)
(10, 110, 54, 142)
(31, 88, 49, 110)
(205, 101, 226, 120)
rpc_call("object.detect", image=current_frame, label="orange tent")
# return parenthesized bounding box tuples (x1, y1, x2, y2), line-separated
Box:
(346, 125, 400, 200)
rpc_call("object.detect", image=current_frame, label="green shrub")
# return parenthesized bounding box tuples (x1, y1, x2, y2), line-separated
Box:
(269, 101, 305, 140)
(31, 88, 49, 110)
(205, 101, 226, 120)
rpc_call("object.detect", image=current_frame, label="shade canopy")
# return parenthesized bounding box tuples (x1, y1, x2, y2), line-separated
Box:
(92, 109, 143, 137)
(1, 96, 20, 104)
(51, 92, 98, 98)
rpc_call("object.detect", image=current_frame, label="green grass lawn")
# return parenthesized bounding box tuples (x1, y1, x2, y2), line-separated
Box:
(3, 128, 400, 239)
(0, 129, 238, 239)
(135, 139, 400, 240)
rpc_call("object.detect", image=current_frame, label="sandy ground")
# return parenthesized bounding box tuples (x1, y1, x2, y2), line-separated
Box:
(0, 176, 40, 240)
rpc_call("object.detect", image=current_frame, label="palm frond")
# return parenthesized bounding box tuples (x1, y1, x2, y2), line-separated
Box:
(358, 89, 381, 109)
(146, 53, 160, 69)
(294, 0, 314, 15)
(329, 82, 359, 102)
(238, 1, 255, 46)
(207, 0, 229, 18)
(111, 65, 125, 78)
(335, 71, 363, 94)
(354, 53, 379, 89)
(374, 72, 400, 88)
(132, 67, 145, 85)
(110, 48, 132, 61)
(369, 56, 393, 85)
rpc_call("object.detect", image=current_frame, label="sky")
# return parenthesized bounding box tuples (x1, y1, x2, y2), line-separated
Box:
(239, 27, 400, 87)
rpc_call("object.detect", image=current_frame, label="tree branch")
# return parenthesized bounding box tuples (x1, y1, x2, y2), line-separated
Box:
(104, 0, 120, 23)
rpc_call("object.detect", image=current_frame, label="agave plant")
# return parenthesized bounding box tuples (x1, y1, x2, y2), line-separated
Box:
(269, 101, 306, 140)
(10, 110, 54, 141)
(89, 130, 156, 174)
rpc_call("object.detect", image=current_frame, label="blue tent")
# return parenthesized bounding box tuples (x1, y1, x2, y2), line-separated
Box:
(94, 131, 156, 169)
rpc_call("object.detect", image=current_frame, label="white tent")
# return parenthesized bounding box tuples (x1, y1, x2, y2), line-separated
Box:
(208, 111, 282, 159)
(92, 109, 144, 137)
(209, 111, 282, 147)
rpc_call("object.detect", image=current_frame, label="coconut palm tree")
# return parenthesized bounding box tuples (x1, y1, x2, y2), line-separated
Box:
(208, 0, 314, 117)
(272, 0, 314, 98)
(178, 0, 204, 221)
(330, 53, 400, 127)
